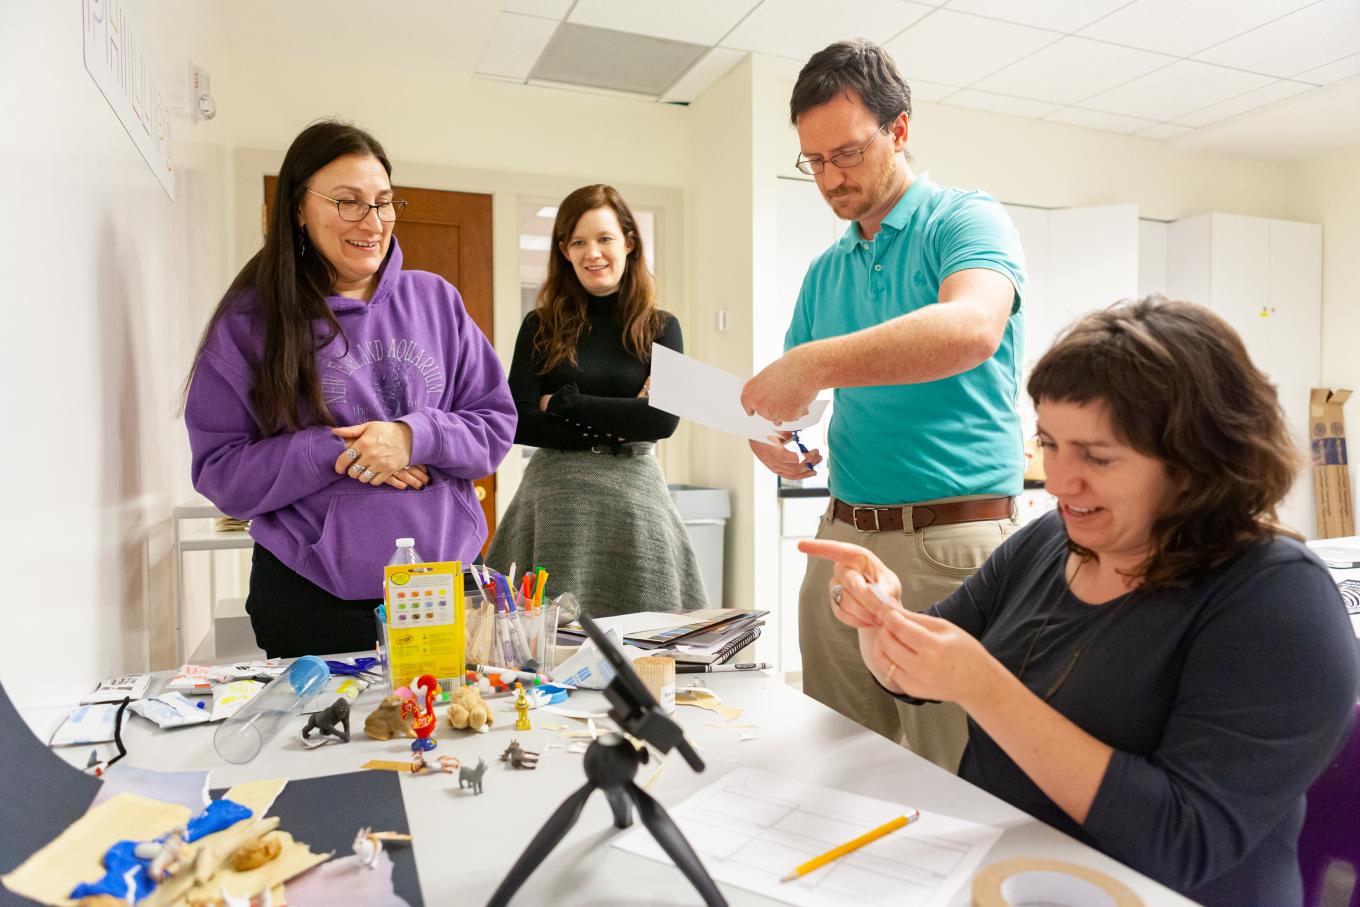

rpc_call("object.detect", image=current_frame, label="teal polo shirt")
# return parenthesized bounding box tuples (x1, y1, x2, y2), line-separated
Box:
(785, 174, 1026, 506)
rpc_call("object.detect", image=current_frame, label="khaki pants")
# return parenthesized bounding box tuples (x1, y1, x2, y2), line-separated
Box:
(798, 496, 1018, 773)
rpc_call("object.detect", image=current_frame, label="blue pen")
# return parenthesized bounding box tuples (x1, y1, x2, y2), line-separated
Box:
(791, 430, 816, 475)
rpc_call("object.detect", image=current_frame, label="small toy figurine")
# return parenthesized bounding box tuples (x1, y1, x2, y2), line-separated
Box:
(302, 697, 351, 744)
(409, 674, 440, 752)
(446, 685, 494, 733)
(351, 827, 414, 870)
(363, 695, 417, 740)
(409, 751, 462, 775)
(513, 682, 532, 731)
(459, 757, 488, 794)
(500, 740, 539, 770)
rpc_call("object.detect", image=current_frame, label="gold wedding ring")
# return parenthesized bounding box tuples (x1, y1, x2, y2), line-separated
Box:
(885, 662, 897, 685)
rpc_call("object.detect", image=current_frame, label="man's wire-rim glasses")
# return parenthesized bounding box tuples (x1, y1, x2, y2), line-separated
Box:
(796, 124, 889, 176)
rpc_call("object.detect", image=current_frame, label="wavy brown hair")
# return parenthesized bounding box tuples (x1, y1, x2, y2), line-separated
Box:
(533, 185, 665, 373)
(185, 119, 391, 433)
(1028, 296, 1301, 589)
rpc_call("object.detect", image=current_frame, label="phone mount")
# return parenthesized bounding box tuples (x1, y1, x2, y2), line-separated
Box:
(486, 614, 726, 907)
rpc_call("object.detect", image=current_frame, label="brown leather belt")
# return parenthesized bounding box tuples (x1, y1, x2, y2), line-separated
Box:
(832, 496, 1014, 532)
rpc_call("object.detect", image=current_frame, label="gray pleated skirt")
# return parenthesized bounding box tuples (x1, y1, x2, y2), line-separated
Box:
(486, 448, 709, 618)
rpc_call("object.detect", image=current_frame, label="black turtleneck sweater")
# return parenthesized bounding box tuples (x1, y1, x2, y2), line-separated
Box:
(506, 293, 683, 449)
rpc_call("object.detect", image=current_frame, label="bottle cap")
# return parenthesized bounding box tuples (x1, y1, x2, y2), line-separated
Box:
(395, 537, 415, 547)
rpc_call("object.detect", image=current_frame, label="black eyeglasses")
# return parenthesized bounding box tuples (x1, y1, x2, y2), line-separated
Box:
(796, 125, 889, 176)
(306, 188, 408, 223)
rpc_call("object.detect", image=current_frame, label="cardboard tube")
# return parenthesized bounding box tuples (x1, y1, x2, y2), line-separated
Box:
(972, 858, 1144, 907)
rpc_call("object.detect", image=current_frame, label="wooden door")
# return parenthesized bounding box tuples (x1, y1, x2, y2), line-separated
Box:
(264, 178, 498, 550)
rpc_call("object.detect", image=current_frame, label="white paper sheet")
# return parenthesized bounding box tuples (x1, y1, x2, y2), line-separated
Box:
(648, 345, 828, 443)
(613, 768, 1002, 907)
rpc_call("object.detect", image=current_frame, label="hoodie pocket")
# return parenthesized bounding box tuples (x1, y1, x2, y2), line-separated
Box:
(298, 481, 460, 599)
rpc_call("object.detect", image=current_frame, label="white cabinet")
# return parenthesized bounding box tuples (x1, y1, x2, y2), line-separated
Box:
(1166, 213, 1323, 537)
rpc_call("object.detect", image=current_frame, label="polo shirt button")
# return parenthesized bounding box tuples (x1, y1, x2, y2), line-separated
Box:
(874, 264, 883, 271)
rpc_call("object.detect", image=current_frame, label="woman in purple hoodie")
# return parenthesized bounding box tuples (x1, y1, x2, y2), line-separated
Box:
(185, 120, 516, 658)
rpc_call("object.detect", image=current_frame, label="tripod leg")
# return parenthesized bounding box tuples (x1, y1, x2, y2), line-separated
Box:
(487, 782, 596, 907)
(627, 782, 728, 907)
(604, 786, 633, 829)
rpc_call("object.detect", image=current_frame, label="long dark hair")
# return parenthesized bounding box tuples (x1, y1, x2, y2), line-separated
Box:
(185, 119, 392, 433)
(533, 184, 665, 374)
(1028, 296, 1301, 589)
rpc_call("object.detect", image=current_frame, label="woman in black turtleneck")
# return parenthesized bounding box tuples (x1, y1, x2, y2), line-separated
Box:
(486, 185, 707, 618)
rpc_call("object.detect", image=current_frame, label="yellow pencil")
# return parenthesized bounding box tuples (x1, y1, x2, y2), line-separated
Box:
(779, 810, 919, 882)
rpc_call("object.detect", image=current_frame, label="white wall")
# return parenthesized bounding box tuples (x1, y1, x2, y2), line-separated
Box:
(0, 0, 236, 717)
(1296, 144, 1360, 512)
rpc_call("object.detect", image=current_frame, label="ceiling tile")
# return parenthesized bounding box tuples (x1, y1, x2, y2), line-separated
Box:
(475, 12, 559, 80)
(974, 36, 1173, 105)
(1173, 78, 1315, 127)
(945, 0, 1130, 33)
(1136, 123, 1194, 139)
(1195, 0, 1360, 77)
(884, 9, 1059, 87)
(569, 0, 760, 46)
(1083, 59, 1274, 120)
(946, 89, 1061, 118)
(501, 0, 573, 18)
(1045, 107, 1159, 134)
(911, 79, 962, 103)
(661, 47, 747, 102)
(720, 0, 934, 61)
(1296, 52, 1360, 85)
(1079, 0, 1316, 57)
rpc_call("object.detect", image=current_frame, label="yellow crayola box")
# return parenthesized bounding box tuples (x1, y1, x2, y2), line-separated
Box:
(383, 560, 464, 691)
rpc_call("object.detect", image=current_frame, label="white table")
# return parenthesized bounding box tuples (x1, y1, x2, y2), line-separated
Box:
(66, 672, 1194, 906)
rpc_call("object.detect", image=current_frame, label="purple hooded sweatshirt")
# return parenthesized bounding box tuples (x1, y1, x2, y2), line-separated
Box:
(186, 239, 516, 600)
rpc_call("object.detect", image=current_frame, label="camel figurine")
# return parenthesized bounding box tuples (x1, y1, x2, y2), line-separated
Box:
(500, 740, 540, 770)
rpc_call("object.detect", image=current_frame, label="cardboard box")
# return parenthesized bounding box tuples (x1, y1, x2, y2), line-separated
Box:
(1310, 388, 1354, 539)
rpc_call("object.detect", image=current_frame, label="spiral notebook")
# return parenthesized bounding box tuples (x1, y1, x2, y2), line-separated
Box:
(562, 611, 766, 665)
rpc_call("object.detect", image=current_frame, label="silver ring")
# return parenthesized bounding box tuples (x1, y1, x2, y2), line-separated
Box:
(350, 463, 364, 476)
(830, 584, 844, 607)
(361, 468, 376, 480)
(345, 448, 359, 461)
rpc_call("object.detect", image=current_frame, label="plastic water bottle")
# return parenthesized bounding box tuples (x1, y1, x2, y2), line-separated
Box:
(390, 537, 421, 566)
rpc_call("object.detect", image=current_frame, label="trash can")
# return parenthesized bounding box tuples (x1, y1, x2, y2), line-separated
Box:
(668, 484, 731, 610)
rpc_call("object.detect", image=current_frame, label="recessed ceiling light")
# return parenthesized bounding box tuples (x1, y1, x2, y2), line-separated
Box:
(536, 206, 558, 219)
(519, 235, 551, 252)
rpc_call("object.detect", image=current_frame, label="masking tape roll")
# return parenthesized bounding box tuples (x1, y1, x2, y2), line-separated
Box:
(972, 857, 1144, 907)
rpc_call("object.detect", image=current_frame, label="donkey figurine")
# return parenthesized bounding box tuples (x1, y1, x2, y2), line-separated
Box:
(500, 740, 540, 770)
(459, 757, 488, 794)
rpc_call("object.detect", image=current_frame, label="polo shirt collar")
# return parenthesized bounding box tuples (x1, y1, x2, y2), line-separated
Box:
(835, 172, 934, 252)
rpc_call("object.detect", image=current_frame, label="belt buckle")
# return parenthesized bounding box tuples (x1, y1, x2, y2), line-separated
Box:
(851, 506, 881, 532)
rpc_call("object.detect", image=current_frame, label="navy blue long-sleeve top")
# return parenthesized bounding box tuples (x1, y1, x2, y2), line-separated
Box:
(915, 511, 1357, 906)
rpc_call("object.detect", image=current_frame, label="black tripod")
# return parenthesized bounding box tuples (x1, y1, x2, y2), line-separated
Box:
(487, 614, 727, 907)
(486, 731, 725, 906)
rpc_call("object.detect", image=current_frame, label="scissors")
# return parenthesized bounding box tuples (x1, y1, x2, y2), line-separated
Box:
(791, 430, 816, 476)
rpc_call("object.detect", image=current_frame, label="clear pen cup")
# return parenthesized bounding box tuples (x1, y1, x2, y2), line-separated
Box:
(465, 594, 558, 672)
(212, 655, 330, 764)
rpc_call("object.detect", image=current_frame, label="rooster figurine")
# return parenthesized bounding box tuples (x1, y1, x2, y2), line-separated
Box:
(409, 673, 440, 752)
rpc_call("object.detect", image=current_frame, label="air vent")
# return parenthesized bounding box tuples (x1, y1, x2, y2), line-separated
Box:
(530, 23, 706, 97)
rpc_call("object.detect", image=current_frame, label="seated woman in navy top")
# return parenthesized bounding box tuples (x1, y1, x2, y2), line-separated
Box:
(804, 296, 1358, 907)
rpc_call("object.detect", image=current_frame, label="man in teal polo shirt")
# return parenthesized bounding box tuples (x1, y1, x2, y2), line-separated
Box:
(741, 39, 1026, 772)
